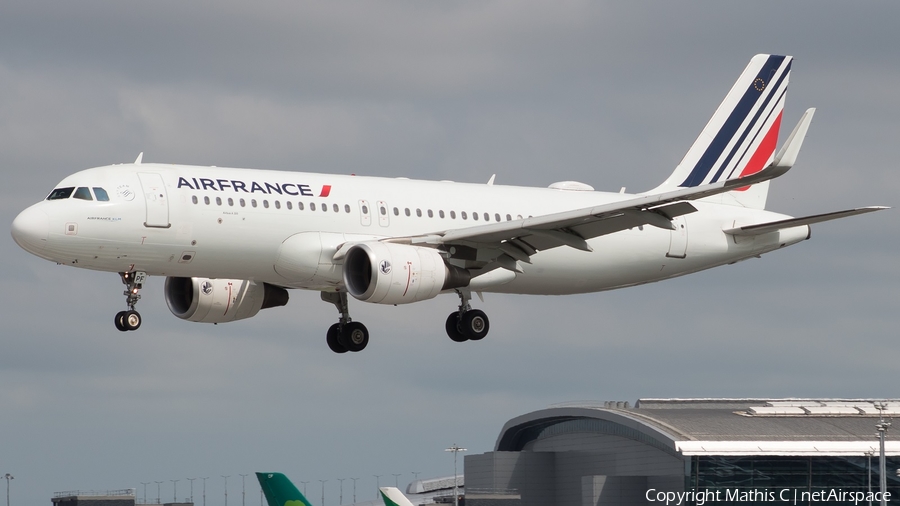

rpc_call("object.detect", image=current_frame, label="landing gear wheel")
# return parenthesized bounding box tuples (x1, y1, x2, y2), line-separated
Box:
(123, 310, 142, 331)
(341, 322, 369, 352)
(460, 309, 489, 340)
(445, 312, 468, 342)
(114, 311, 128, 332)
(327, 323, 348, 354)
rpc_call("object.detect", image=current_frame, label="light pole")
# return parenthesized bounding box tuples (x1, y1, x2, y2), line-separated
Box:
(171, 480, 180, 503)
(222, 476, 230, 506)
(201, 478, 209, 506)
(350, 478, 359, 503)
(392, 474, 401, 489)
(155, 481, 163, 505)
(875, 403, 891, 506)
(445, 444, 467, 506)
(373, 475, 381, 499)
(4, 474, 13, 506)
(865, 450, 874, 506)
(141, 482, 150, 504)
(240, 474, 249, 506)
(318, 480, 328, 506)
(187, 478, 196, 504)
(411, 472, 420, 484)
(299, 482, 309, 497)
(337, 478, 345, 505)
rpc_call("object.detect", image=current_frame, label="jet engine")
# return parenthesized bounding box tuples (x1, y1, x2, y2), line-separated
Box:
(343, 242, 470, 304)
(164, 277, 289, 323)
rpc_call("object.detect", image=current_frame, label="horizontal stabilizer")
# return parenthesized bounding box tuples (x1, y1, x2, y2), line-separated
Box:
(724, 206, 889, 236)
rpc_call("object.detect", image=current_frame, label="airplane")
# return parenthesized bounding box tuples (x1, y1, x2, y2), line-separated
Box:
(379, 487, 417, 506)
(11, 54, 887, 354)
(257, 472, 314, 506)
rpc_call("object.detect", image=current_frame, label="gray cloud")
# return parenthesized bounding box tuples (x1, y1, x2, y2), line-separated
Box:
(1, 1, 898, 505)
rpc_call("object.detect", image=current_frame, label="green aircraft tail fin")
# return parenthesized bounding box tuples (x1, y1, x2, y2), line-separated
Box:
(256, 472, 314, 506)
(379, 487, 415, 506)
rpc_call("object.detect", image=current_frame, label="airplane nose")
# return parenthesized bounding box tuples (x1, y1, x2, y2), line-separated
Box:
(11, 205, 50, 251)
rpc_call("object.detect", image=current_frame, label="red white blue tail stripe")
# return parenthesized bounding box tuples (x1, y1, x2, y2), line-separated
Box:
(656, 55, 792, 191)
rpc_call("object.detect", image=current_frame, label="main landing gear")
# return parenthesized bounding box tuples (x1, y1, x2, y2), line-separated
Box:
(321, 291, 369, 353)
(114, 271, 146, 332)
(445, 289, 490, 342)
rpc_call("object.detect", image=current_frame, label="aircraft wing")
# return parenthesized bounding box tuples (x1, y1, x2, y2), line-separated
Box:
(382, 159, 794, 271)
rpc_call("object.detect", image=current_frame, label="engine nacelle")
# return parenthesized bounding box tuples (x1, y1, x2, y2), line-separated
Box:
(164, 277, 289, 323)
(343, 242, 470, 305)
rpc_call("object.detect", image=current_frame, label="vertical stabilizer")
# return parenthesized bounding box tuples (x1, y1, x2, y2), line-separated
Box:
(653, 54, 793, 209)
(257, 473, 315, 506)
(379, 487, 416, 506)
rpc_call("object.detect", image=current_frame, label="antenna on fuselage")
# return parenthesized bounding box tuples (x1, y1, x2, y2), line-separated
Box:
(134, 152, 144, 164)
(487, 174, 496, 185)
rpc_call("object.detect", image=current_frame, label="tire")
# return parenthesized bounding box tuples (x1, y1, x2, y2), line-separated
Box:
(445, 312, 468, 342)
(114, 311, 128, 332)
(124, 310, 142, 331)
(341, 321, 369, 352)
(461, 309, 489, 340)
(327, 323, 348, 354)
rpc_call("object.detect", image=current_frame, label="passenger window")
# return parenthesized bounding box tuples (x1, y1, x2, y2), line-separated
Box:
(204, 196, 210, 205)
(361, 204, 368, 214)
(216, 197, 222, 206)
(192, 196, 198, 205)
(506, 214, 512, 221)
(380, 206, 387, 216)
(228, 198, 234, 206)
(393, 207, 399, 216)
(405, 208, 411, 217)
(47, 187, 75, 200)
(416, 209, 422, 217)
(494, 213, 500, 222)
(344, 204, 350, 213)
(287, 201, 292, 210)
(322, 203, 327, 212)
(310, 203, 316, 211)
(517, 214, 523, 219)
(93, 187, 110, 201)
(461, 211, 467, 220)
(251, 199, 258, 208)
(473, 212, 478, 221)
(73, 187, 93, 201)
(450, 211, 456, 219)
(263, 200, 269, 209)
(333, 204, 339, 212)
(298, 202, 304, 210)
(427, 209, 433, 218)
(275, 201, 281, 209)
(240, 198, 246, 207)
(439, 210, 445, 218)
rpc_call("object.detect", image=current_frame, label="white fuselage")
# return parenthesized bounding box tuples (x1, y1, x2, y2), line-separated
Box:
(12, 163, 810, 298)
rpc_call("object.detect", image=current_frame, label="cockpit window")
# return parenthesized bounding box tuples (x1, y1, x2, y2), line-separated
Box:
(93, 187, 110, 201)
(72, 187, 93, 201)
(47, 187, 75, 200)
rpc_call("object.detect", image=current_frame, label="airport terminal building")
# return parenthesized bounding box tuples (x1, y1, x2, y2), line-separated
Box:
(464, 399, 900, 506)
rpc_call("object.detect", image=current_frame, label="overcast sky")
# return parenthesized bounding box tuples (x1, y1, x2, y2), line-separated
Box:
(1, 2, 898, 505)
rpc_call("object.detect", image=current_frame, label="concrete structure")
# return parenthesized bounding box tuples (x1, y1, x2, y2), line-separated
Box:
(465, 399, 900, 506)
(52, 490, 137, 506)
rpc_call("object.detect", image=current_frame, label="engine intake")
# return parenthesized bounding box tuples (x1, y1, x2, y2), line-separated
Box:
(165, 277, 289, 323)
(343, 242, 470, 304)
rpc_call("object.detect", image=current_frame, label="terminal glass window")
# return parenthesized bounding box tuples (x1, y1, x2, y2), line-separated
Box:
(686, 455, 900, 505)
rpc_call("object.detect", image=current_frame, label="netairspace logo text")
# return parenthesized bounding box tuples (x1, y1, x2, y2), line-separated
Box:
(646, 488, 891, 505)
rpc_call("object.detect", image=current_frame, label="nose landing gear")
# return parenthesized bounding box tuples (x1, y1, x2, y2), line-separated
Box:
(115, 271, 146, 331)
